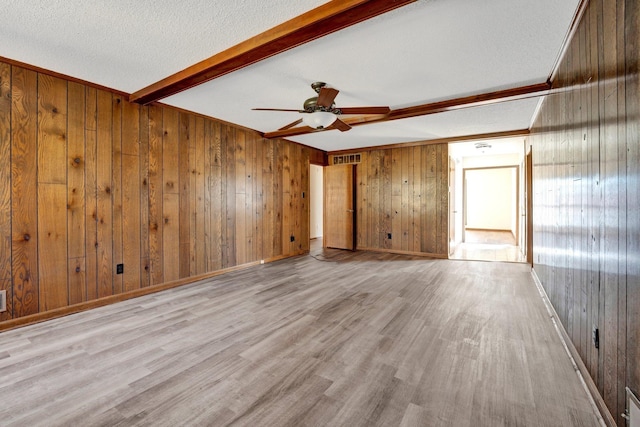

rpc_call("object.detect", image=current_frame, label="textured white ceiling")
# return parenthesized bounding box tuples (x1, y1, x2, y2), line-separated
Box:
(1, 0, 579, 151)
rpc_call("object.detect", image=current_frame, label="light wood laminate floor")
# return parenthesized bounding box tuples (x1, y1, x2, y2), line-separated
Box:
(451, 230, 526, 263)
(0, 248, 598, 426)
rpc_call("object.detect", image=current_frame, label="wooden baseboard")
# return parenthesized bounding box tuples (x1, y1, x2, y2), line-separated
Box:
(464, 228, 512, 232)
(531, 268, 615, 427)
(0, 250, 308, 333)
(356, 247, 448, 259)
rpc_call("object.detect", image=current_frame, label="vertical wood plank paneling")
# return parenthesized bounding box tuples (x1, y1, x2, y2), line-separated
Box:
(301, 146, 310, 251)
(37, 75, 67, 185)
(400, 148, 409, 251)
(37, 74, 68, 310)
(624, 0, 640, 401)
(0, 62, 12, 320)
(122, 101, 140, 292)
(211, 121, 223, 270)
(178, 113, 191, 278)
(390, 148, 402, 250)
(194, 117, 206, 274)
(1, 61, 323, 329)
(11, 66, 39, 317)
(274, 140, 283, 256)
(437, 144, 449, 254)
(111, 96, 123, 295)
(235, 130, 247, 264)
(289, 143, 299, 253)
(225, 125, 236, 267)
(162, 109, 179, 282)
(263, 140, 274, 258)
(67, 82, 86, 304)
(122, 152, 141, 292)
(96, 90, 113, 298)
(254, 135, 263, 258)
(281, 142, 291, 255)
(411, 146, 421, 252)
(162, 192, 180, 282)
(188, 116, 198, 275)
(530, 0, 639, 422)
(148, 105, 163, 286)
(356, 151, 368, 249)
(381, 149, 392, 250)
(245, 132, 255, 259)
(37, 184, 68, 310)
(335, 143, 448, 257)
(138, 105, 150, 288)
(212, 121, 222, 269)
(84, 87, 98, 300)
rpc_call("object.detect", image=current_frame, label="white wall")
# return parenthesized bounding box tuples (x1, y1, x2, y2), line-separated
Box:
(310, 164, 323, 238)
(465, 167, 514, 230)
(463, 153, 521, 168)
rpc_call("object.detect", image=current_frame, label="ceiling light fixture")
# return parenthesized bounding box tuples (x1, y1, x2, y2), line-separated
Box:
(302, 111, 337, 129)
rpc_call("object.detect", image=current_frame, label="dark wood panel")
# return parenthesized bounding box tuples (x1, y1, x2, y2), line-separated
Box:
(530, 0, 638, 423)
(139, 105, 150, 288)
(67, 82, 86, 304)
(0, 60, 313, 330)
(122, 101, 141, 292)
(37, 75, 67, 185)
(96, 90, 113, 298)
(10, 66, 39, 317)
(624, 0, 640, 402)
(148, 105, 164, 286)
(112, 96, 124, 295)
(85, 87, 98, 301)
(0, 62, 11, 321)
(178, 113, 192, 278)
(37, 183, 68, 310)
(335, 144, 448, 257)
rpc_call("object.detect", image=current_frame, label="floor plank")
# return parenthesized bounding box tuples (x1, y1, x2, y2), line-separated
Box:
(0, 248, 599, 426)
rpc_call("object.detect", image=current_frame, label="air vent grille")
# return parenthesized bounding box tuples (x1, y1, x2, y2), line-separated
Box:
(332, 153, 361, 165)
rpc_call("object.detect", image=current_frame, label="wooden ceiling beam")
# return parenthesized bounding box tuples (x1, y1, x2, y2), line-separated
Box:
(129, 0, 417, 105)
(378, 82, 552, 124)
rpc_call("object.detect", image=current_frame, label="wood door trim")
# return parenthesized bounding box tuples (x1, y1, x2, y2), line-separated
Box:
(129, 0, 416, 104)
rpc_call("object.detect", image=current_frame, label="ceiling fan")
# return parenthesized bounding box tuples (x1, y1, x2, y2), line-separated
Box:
(253, 82, 390, 139)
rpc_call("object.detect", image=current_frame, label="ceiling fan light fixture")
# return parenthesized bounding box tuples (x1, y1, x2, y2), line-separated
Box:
(302, 111, 337, 129)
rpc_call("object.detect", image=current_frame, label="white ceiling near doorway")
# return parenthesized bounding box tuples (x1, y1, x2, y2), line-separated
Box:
(449, 137, 526, 160)
(0, 0, 580, 151)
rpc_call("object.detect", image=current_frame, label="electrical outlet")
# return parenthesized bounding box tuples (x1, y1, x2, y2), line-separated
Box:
(116, 264, 124, 274)
(0, 290, 6, 312)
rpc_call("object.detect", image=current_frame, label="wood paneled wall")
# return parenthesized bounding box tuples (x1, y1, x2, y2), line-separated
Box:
(332, 145, 448, 257)
(530, 0, 639, 424)
(0, 60, 317, 324)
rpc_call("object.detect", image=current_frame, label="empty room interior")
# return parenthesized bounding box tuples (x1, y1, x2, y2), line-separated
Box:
(0, 1, 638, 426)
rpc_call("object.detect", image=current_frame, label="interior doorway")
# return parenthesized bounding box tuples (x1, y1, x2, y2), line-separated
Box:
(310, 164, 324, 243)
(448, 139, 527, 263)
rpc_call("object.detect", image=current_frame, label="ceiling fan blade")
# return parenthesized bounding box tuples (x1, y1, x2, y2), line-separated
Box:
(338, 106, 391, 115)
(316, 87, 339, 107)
(331, 118, 352, 132)
(279, 118, 303, 130)
(264, 125, 319, 139)
(252, 108, 304, 112)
